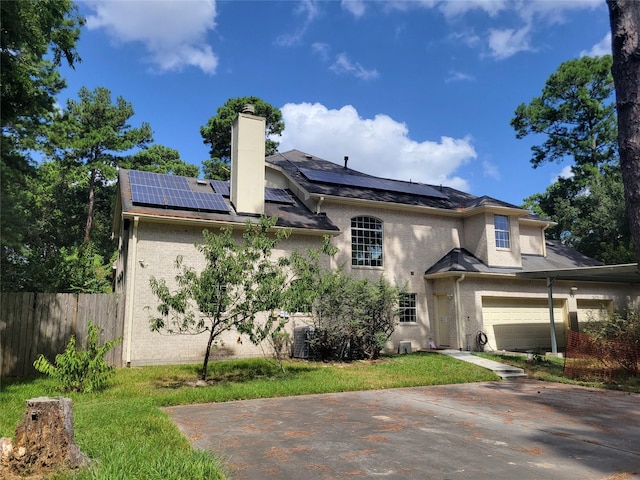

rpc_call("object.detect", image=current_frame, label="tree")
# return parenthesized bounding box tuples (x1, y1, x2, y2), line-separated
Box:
(607, 0, 640, 262)
(46, 86, 153, 244)
(148, 217, 293, 380)
(123, 145, 199, 177)
(512, 56, 634, 262)
(201, 158, 230, 181)
(200, 96, 284, 171)
(1, 0, 83, 277)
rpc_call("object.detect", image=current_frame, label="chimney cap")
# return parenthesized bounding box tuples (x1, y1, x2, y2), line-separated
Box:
(241, 104, 255, 115)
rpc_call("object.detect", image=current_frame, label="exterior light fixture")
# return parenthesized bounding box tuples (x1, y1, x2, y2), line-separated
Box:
(569, 286, 578, 297)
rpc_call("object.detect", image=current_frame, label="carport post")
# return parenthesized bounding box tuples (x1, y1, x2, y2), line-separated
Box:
(546, 277, 558, 354)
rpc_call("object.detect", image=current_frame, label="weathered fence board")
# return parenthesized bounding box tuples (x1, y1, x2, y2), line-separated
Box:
(0, 293, 124, 378)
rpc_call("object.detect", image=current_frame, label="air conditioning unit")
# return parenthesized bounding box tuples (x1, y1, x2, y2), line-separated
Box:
(292, 326, 315, 359)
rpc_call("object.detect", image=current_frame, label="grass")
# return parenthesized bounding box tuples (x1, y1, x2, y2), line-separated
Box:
(0, 353, 497, 479)
(476, 352, 640, 393)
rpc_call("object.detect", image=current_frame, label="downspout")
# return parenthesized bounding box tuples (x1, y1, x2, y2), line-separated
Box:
(455, 274, 466, 350)
(316, 196, 325, 214)
(125, 216, 140, 367)
(547, 277, 558, 354)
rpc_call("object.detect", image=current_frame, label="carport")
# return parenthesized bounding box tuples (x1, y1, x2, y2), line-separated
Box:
(516, 263, 640, 353)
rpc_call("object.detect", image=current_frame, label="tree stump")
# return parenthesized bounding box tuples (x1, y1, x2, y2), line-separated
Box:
(0, 397, 89, 477)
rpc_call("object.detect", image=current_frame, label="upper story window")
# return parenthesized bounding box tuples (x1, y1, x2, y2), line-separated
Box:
(351, 216, 383, 267)
(399, 293, 417, 323)
(494, 214, 510, 249)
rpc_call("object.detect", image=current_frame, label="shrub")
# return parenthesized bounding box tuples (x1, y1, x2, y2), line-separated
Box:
(581, 307, 640, 376)
(34, 322, 121, 392)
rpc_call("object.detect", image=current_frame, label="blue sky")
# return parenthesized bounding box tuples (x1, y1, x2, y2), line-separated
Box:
(58, 0, 612, 206)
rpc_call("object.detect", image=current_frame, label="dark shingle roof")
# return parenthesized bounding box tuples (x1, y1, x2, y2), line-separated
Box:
(117, 169, 339, 233)
(425, 240, 602, 276)
(267, 150, 523, 211)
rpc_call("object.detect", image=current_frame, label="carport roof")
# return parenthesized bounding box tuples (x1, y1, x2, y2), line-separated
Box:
(516, 263, 640, 284)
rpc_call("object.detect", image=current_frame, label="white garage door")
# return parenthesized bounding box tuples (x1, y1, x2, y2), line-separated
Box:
(481, 297, 567, 351)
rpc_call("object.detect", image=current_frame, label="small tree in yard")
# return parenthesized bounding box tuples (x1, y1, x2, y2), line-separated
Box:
(149, 217, 293, 380)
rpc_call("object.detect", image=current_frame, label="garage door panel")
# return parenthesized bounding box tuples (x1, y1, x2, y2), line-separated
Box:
(482, 298, 567, 351)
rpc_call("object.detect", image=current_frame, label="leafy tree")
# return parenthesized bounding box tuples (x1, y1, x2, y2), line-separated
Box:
(512, 56, 634, 262)
(200, 96, 284, 172)
(1, 0, 83, 278)
(124, 144, 199, 177)
(46, 86, 153, 244)
(607, 0, 640, 262)
(148, 217, 294, 380)
(202, 158, 231, 181)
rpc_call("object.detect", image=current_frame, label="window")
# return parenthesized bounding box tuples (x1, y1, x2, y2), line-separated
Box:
(399, 293, 417, 323)
(351, 216, 383, 267)
(494, 214, 510, 249)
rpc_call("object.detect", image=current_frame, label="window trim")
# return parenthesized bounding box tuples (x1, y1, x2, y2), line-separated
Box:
(351, 216, 384, 267)
(494, 214, 510, 250)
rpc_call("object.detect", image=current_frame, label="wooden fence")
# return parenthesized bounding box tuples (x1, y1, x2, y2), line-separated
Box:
(0, 293, 124, 378)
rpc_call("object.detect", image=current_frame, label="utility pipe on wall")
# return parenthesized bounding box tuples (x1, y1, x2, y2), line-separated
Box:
(125, 216, 140, 367)
(455, 274, 466, 350)
(547, 276, 558, 354)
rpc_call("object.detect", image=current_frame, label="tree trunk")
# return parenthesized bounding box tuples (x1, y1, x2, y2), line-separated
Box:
(83, 167, 97, 243)
(201, 328, 216, 380)
(607, 0, 640, 263)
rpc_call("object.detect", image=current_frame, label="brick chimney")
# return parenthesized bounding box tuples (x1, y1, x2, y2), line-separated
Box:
(230, 108, 265, 215)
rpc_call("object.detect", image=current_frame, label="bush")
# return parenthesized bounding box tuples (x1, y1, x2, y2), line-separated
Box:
(310, 273, 401, 361)
(34, 322, 121, 392)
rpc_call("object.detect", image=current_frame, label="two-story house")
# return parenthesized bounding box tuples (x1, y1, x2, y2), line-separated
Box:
(113, 112, 639, 366)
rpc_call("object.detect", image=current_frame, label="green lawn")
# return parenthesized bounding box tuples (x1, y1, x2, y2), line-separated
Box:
(476, 352, 640, 393)
(0, 353, 497, 480)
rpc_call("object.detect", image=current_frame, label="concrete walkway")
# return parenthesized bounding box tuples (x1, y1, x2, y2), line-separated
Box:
(437, 349, 527, 379)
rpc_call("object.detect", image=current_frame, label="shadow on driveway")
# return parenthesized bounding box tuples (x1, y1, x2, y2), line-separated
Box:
(165, 380, 639, 480)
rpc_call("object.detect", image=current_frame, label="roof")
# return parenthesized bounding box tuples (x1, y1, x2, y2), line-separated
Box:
(267, 150, 536, 214)
(116, 169, 339, 233)
(425, 240, 612, 279)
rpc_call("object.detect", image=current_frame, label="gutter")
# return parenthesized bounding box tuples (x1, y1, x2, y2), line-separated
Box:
(125, 216, 139, 367)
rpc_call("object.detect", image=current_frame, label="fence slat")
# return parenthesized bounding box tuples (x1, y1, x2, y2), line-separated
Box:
(1, 293, 123, 378)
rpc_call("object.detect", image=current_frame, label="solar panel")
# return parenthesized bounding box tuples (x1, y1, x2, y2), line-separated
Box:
(299, 168, 448, 199)
(265, 188, 294, 204)
(129, 171, 230, 213)
(210, 180, 230, 197)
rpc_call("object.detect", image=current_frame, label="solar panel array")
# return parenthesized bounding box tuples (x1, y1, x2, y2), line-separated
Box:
(299, 168, 448, 199)
(129, 171, 230, 213)
(210, 180, 294, 205)
(210, 180, 230, 197)
(265, 188, 294, 204)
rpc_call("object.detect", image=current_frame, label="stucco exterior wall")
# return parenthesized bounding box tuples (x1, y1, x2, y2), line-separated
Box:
(462, 213, 488, 264)
(485, 213, 522, 268)
(519, 224, 544, 255)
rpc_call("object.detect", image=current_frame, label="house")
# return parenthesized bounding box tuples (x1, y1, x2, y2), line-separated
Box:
(113, 111, 640, 366)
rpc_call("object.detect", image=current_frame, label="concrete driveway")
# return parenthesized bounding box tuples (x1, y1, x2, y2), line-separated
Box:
(165, 380, 640, 480)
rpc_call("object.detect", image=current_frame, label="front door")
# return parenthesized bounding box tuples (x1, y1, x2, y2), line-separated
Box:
(435, 295, 450, 348)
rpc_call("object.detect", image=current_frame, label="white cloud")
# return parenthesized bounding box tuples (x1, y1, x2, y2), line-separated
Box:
(445, 70, 475, 83)
(275, 0, 320, 46)
(555, 165, 575, 181)
(482, 160, 500, 180)
(311, 42, 331, 61)
(330, 53, 379, 80)
(341, 0, 367, 18)
(488, 25, 533, 59)
(581, 33, 611, 57)
(85, 0, 218, 74)
(277, 102, 477, 190)
(437, 0, 508, 18)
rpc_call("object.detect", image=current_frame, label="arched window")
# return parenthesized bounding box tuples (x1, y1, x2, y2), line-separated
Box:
(351, 216, 383, 267)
